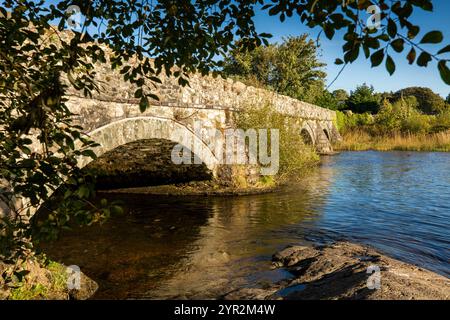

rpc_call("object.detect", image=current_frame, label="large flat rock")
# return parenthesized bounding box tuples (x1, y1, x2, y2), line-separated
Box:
(225, 242, 450, 300)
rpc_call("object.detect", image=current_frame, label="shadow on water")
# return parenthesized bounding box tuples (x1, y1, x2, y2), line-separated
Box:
(37, 164, 334, 299)
(38, 151, 450, 299)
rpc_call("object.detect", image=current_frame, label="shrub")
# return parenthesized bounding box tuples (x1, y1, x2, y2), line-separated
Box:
(335, 111, 374, 133)
(432, 111, 450, 133)
(234, 104, 319, 180)
(401, 113, 432, 134)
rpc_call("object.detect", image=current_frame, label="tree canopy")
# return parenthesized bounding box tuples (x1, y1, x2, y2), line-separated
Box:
(393, 87, 447, 114)
(346, 83, 382, 114)
(222, 35, 326, 102)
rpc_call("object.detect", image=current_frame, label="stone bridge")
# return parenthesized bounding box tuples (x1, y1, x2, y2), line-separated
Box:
(1, 65, 340, 218)
(65, 64, 340, 183)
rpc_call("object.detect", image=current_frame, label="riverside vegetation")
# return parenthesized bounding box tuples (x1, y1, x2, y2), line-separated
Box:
(333, 87, 450, 152)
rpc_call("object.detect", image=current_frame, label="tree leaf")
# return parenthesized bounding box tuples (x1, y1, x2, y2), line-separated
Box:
(111, 205, 124, 215)
(437, 45, 450, 55)
(139, 96, 149, 112)
(420, 31, 443, 44)
(370, 49, 385, 67)
(324, 23, 335, 40)
(390, 39, 404, 53)
(81, 149, 97, 160)
(134, 88, 143, 98)
(417, 52, 432, 67)
(335, 58, 344, 65)
(407, 48, 416, 64)
(386, 55, 396, 75)
(407, 25, 420, 39)
(438, 60, 450, 85)
(410, 0, 433, 11)
(387, 19, 397, 38)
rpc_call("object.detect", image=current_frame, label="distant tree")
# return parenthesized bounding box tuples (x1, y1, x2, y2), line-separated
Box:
(332, 89, 349, 103)
(380, 91, 395, 102)
(223, 35, 326, 102)
(446, 94, 450, 104)
(347, 84, 382, 114)
(393, 87, 447, 114)
(331, 89, 350, 109)
(315, 90, 339, 110)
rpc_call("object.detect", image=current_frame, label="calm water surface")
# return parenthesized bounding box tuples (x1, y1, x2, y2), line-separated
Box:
(41, 151, 450, 299)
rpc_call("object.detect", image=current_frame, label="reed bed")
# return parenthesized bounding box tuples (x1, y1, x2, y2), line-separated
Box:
(337, 129, 450, 152)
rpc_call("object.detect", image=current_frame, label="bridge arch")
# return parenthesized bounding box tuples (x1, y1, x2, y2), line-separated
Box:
(300, 122, 316, 146)
(77, 116, 220, 174)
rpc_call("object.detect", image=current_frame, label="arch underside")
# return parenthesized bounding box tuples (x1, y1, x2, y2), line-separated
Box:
(78, 117, 220, 173)
(302, 120, 337, 143)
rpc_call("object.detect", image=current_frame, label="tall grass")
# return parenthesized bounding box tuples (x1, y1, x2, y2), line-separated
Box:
(337, 129, 450, 152)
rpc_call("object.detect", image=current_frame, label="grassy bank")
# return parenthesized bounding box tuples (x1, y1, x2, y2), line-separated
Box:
(1, 256, 98, 300)
(337, 129, 450, 152)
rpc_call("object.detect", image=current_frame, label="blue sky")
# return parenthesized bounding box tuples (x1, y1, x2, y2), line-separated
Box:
(253, 0, 450, 97)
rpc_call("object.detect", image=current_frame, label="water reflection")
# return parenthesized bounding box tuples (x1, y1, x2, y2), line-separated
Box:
(39, 162, 335, 299)
(39, 151, 450, 299)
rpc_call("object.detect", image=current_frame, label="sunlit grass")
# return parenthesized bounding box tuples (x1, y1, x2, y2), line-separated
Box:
(337, 129, 450, 152)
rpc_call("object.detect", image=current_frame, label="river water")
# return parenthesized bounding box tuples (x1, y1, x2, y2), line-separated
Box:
(40, 151, 450, 299)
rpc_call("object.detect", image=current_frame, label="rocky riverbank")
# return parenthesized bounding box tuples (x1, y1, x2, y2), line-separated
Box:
(224, 242, 449, 300)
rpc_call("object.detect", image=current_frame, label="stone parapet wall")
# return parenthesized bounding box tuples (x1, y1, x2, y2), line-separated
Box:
(65, 62, 336, 124)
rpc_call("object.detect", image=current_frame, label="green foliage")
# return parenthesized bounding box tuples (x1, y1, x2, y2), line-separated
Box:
(393, 87, 448, 114)
(314, 90, 339, 110)
(222, 35, 326, 102)
(347, 84, 382, 114)
(332, 89, 349, 105)
(335, 111, 374, 133)
(8, 259, 68, 300)
(234, 104, 319, 179)
(446, 94, 450, 104)
(10, 283, 48, 300)
(432, 111, 450, 133)
(338, 96, 449, 136)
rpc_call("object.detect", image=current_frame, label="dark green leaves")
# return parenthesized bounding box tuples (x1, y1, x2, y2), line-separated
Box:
(344, 46, 360, 63)
(110, 205, 124, 216)
(407, 25, 420, 40)
(324, 23, 335, 40)
(371, 49, 385, 67)
(134, 88, 143, 99)
(438, 61, 450, 85)
(139, 96, 149, 112)
(437, 45, 450, 55)
(417, 52, 432, 67)
(410, 0, 433, 11)
(390, 39, 404, 53)
(386, 55, 396, 75)
(387, 19, 397, 38)
(420, 31, 443, 44)
(407, 48, 417, 64)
